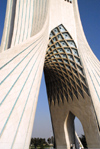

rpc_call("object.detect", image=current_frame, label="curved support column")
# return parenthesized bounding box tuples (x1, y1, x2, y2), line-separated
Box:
(0, 16, 49, 149)
(73, 0, 100, 127)
(65, 112, 75, 148)
(49, 94, 100, 149)
(50, 102, 68, 149)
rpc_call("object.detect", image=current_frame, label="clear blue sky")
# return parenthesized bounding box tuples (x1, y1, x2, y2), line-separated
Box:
(0, 0, 100, 140)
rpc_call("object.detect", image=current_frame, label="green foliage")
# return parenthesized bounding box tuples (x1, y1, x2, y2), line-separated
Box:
(47, 136, 54, 144)
(30, 136, 55, 149)
(79, 135, 88, 148)
(30, 138, 48, 148)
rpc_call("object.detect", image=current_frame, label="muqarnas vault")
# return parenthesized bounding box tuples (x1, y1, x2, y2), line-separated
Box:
(0, 0, 100, 149)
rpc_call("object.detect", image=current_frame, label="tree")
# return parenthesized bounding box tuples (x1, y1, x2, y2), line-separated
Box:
(34, 138, 39, 148)
(47, 136, 54, 144)
(79, 135, 88, 148)
(47, 138, 51, 144)
(30, 138, 47, 148)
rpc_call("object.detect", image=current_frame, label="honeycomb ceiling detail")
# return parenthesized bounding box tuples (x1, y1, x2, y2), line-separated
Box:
(44, 24, 90, 104)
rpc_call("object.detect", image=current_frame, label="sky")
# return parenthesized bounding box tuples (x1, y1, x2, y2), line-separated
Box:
(0, 0, 100, 140)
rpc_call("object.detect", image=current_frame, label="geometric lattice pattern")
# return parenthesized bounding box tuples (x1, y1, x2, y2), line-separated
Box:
(44, 24, 90, 104)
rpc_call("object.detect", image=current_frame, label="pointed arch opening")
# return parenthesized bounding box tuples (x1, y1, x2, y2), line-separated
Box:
(44, 24, 90, 105)
(74, 117, 88, 148)
(64, 111, 88, 149)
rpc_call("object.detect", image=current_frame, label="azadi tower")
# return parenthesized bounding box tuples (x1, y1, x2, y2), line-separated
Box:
(0, 0, 100, 148)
